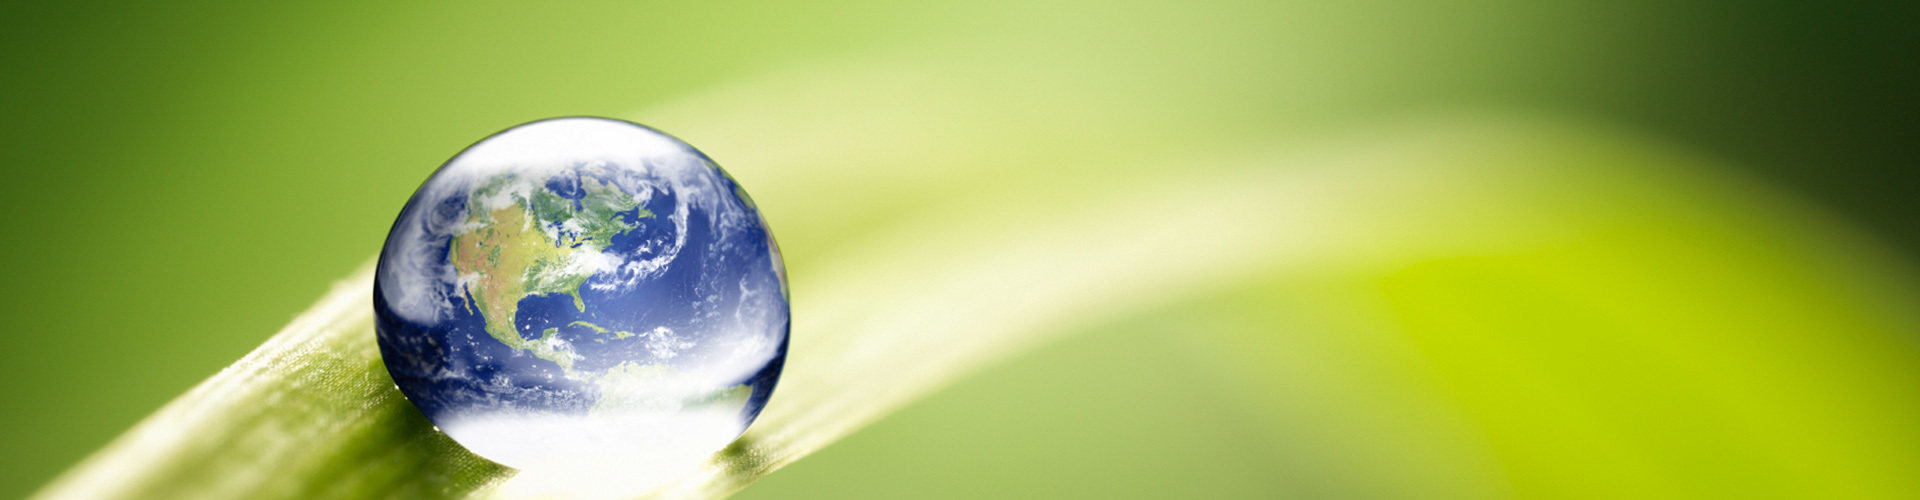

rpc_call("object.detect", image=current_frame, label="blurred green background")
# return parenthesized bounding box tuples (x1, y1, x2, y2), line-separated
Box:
(3, 0, 1918, 498)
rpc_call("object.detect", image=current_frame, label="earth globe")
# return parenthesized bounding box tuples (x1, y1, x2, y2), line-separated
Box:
(372, 117, 789, 485)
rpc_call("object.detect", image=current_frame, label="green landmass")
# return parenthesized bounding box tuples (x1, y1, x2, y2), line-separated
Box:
(448, 173, 651, 373)
(569, 320, 637, 340)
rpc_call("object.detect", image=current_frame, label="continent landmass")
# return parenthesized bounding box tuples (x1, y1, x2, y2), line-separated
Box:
(447, 171, 756, 414)
(449, 172, 648, 372)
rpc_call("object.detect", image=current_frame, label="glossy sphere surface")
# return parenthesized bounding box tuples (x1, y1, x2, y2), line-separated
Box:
(374, 118, 788, 473)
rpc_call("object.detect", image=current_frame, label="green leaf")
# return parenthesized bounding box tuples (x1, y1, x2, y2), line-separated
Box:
(39, 109, 1920, 499)
(29, 28, 1920, 499)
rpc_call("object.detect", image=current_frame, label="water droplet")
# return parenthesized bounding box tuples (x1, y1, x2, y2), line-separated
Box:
(374, 117, 789, 487)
